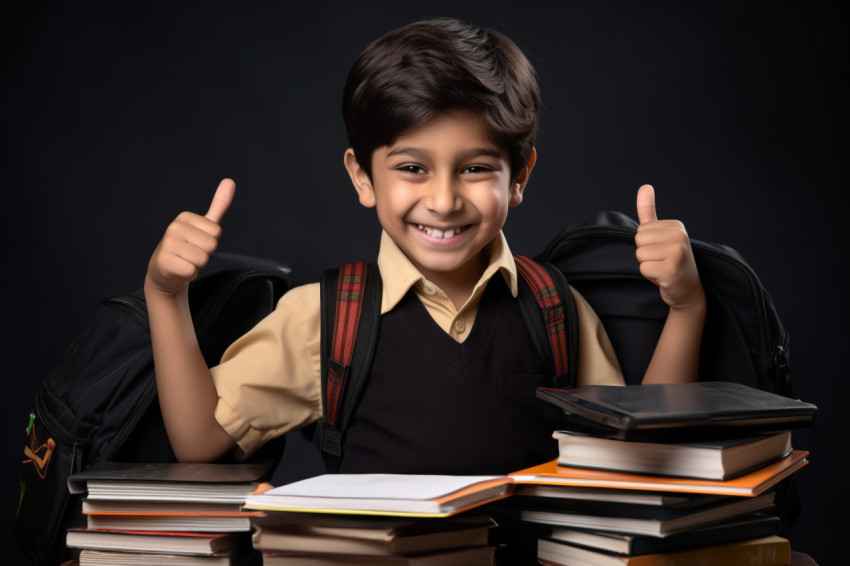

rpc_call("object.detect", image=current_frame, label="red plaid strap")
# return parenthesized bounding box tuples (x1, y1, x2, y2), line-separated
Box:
(326, 261, 368, 426)
(514, 255, 569, 378)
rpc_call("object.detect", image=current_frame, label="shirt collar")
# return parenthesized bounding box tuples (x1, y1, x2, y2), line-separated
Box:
(376, 230, 519, 314)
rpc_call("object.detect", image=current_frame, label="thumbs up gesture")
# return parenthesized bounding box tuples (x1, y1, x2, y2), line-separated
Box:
(634, 185, 705, 311)
(145, 179, 235, 297)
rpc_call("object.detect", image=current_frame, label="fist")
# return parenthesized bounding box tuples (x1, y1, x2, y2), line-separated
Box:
(634, 185, 704, 311)
(145, 179, 235, 297)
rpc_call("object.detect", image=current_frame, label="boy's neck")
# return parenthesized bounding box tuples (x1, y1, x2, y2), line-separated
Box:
(421, 252, 489, 311)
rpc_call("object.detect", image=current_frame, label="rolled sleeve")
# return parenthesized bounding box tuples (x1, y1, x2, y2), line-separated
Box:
(210, 283, 324, 458)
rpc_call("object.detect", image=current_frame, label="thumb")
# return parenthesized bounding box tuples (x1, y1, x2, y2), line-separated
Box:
(205, 178, 236, 224)
(636, 184, 657, 224)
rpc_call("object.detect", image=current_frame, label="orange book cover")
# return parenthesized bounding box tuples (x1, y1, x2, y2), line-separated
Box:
(509, 450, 808, 496)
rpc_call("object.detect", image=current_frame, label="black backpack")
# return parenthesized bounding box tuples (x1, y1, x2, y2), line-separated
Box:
(538, 211, 791, 394)
(15, 253, 294, 566)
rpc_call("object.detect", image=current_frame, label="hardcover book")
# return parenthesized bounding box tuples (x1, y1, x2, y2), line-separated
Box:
(552, 429, 792, 480)
(252, 522, 492, 556)
(66, 528, 251, 556)
(520, 491, 776, 537)
(68, 462, 269, 503)
(77, 548, 257, 565)
(544, 512, 781, 555)
(537, 381, 816, 440)
(260, 546, 495, 566)
(537, 535, 790, 566)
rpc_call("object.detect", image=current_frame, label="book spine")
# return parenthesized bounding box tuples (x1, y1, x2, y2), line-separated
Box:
(627, 536, 790, 566)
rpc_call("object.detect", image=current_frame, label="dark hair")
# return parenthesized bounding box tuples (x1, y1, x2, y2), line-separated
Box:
(342, 18, 540, 181)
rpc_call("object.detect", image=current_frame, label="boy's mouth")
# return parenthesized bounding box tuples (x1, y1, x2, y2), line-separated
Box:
(414, 223, 471, 239)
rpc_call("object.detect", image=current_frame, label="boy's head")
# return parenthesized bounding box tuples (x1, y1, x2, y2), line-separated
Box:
(342, 17, 540, 182)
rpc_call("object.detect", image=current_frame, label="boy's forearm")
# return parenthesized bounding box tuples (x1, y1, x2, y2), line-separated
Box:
(642, 300, 706, 384)
(145, 283, 235, 462)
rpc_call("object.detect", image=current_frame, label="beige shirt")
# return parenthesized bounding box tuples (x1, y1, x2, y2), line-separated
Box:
(211, 231, 623, 458)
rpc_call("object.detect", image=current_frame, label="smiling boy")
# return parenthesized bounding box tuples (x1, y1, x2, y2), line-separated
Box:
(145, 18, 705, 473)
(345, 110, 527, 309)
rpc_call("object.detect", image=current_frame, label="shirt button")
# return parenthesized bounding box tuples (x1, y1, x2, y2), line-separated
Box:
(422, 282, 437, 295)
(454, 319, 466, 334)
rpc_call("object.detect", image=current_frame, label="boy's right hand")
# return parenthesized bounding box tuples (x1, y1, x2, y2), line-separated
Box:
(145, 178, 235, 297)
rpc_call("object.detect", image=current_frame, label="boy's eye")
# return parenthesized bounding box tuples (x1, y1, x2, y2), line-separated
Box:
(397, 164, 426, 174)
(462, 165, 494, 174)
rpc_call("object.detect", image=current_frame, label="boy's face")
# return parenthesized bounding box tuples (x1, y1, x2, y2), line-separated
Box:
(345, 109, 534, 291)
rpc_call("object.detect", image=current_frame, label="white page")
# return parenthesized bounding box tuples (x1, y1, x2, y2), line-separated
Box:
(263, 474, 503, 501)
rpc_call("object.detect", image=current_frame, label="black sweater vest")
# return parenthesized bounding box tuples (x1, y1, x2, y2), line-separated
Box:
(339, 276, 564, 475)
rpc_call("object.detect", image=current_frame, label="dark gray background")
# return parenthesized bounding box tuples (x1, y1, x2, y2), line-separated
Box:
(3, 2, 846, 564)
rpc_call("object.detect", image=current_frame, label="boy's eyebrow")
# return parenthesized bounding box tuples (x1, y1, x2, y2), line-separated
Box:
(386, 147, 504, 161)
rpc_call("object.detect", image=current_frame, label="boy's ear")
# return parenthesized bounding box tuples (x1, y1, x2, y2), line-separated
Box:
(510, 147, 537, 207)
(344, 148, 376, 208)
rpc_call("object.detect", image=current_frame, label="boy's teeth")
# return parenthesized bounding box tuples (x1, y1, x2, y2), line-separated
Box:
(417, 224, 460, 239)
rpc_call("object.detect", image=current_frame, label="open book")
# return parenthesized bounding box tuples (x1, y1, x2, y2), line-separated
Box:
(242, 474, 513, 517)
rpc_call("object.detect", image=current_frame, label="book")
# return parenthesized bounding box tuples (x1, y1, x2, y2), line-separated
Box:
(67, 528, 250, 555)
(78, 548, 258, 565)
(520, 491, 776, 537)
(252, 522, 492, 555)
(510, 450, 809, 496)
(545, 512, 781, 555)
(81, 498, 263, 532)
(242, 473, 513, 517)
(552, 429, 792, 480)
(84, 512, 260, 532)
(537, 535, 791, 566)
(260, 545, 495, 565)
(537, 382, 817, 440)
(69, 462, 269, 503)
(82, 500, 244, 514)
(513, 484, 725, 508)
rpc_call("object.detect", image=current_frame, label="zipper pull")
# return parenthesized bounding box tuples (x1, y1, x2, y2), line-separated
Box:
(25, 411, 35, 437)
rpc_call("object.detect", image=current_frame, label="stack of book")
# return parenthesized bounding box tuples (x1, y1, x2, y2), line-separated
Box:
(513, 381, 817, 565)
(241, 473, 512, 564)
(65, 462, 270, 565)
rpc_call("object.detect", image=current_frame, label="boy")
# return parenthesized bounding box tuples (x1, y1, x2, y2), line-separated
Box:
(145, 18, 705, 473)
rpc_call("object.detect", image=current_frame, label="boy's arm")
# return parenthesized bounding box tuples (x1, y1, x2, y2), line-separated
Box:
(634, 185, 706, 384)
(144, 179, 238, 462)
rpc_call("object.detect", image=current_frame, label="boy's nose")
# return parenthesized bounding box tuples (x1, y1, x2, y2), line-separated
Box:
(424, 176, 462, 215)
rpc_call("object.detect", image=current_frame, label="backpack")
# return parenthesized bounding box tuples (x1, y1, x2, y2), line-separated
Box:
(311, 256, 579, 473)
(15, 253, 294, 566)
(538, 211, 792, 395)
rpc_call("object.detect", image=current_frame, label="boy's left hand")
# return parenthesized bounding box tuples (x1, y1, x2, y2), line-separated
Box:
(635, 185, 705, 312)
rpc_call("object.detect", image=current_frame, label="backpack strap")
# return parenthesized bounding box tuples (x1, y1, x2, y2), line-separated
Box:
(315, 261, 382, 471)
(514, 254, 579, 388)
(314, 256, 575, 469)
